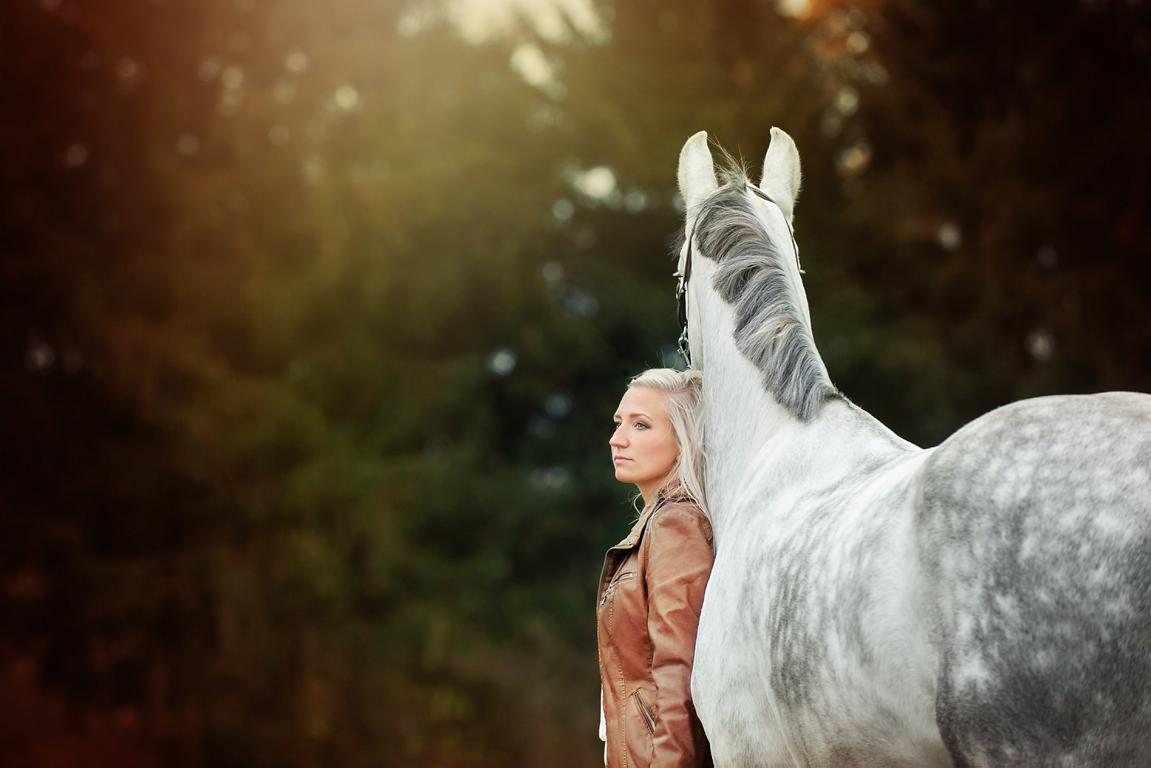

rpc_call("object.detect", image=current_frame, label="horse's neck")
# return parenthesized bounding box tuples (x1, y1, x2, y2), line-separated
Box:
(696, 253, 917, 529)
(703, 336, 806, 526)
(706, 386, 918, 533)
(702, 328, 791, 516)
(799, 400, 921, 485)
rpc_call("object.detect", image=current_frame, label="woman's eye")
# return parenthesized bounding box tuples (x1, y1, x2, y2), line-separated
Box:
(634, 422, 648, 430)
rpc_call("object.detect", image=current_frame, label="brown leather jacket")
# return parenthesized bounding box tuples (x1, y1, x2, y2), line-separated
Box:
(596, 491, 715, 768)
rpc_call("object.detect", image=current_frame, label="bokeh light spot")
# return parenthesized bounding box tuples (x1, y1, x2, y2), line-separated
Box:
(1027, 329, 1055, 361)
(530, 466, 571, 490)
(552, 198, 575, 222)
(846, 31, 870, 54)
(115, 56, 142, 87)
(511, 44, 557, 93)
(221, 66, 245, 91)
(285, 50, 309, 74)
(544, 392, 572, 418)
(562, 287, 599, 317)
(836, 142, 872, 177)
(62, 142, 88, 169)
(217, 90, 242, 116)
(777, 0, 811, 18)
(487, 348, 517, 376)
(835, 86, 859, 115)
(397, 5, 439, 38)
(301, 156, 325, 184)
(334, 85, 360, 111)
(25, 336, 55, 372)
(198, 58, 221, 82)
(176, 134, 201, 157)
(624, 189, 650, 213)
(541, 260, 564, 285)
(938, 222, 961, 251)
(570, 166, 617, 201)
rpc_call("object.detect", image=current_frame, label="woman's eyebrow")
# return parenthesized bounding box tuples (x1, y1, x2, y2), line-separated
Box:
(613, 412, 651, 420)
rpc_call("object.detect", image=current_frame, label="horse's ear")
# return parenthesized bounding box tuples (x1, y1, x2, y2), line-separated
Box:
(678, 131, 718, 225)
(759, 126, 802, 225)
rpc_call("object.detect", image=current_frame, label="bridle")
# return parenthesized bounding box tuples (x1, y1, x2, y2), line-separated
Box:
(675, 184, 803, 367)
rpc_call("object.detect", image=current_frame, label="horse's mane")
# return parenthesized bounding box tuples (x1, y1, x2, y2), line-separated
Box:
(686, 161, 840, 422)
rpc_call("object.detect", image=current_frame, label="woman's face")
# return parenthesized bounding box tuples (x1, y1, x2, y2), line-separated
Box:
(610, 386, 679, 496)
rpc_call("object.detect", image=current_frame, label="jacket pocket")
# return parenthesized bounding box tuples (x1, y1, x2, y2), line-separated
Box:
(600, 570, 634, 605)
(632, 690, 656, 735)
(603, 570, 635, 638)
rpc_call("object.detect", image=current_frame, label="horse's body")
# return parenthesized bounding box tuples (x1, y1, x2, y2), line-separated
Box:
(674, 129, 1151, 766)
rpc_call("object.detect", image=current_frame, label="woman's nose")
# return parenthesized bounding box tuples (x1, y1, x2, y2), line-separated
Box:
(609, 429, 626, 448)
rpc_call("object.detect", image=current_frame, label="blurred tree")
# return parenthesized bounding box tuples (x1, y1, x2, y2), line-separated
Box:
(2, 0, 602, 764)
(1, 0, 1148, 766)
(826, 0, 1151, 441)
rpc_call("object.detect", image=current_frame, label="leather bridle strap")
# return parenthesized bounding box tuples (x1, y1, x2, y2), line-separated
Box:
(675, 218, 697, 367)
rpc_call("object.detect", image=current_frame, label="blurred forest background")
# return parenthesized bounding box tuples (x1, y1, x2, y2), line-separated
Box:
(1, 0, 1149, 765)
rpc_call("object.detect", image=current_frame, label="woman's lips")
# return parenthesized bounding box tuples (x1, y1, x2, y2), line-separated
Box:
(613, 456, 631, 464)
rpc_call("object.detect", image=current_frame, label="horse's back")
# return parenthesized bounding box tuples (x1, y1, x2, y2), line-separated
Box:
(919, 392, 1151, 766)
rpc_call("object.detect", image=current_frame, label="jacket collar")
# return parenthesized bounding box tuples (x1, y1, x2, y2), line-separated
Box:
(609, 486, 693, 551)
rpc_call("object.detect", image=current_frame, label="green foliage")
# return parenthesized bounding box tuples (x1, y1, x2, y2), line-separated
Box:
(1, 0, 1148, 765)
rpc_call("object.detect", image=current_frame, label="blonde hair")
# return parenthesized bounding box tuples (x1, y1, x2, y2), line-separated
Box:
(626, 368, 708, 519)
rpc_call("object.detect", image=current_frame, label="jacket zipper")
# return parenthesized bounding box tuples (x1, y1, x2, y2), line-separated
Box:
(632, 690, 656, 735)
(599, 570, 634, 605)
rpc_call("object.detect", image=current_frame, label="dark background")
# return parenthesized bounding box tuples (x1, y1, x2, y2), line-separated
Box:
(2, 0, 1149, 765)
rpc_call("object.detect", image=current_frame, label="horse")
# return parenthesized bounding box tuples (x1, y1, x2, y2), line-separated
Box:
(674, 128, 1151, 767)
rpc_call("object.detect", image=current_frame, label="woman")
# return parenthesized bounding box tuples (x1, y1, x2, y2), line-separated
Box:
(597, 368, 714, 767)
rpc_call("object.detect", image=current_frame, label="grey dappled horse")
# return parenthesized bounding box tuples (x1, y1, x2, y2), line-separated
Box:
(675, 128, 1151, 767)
